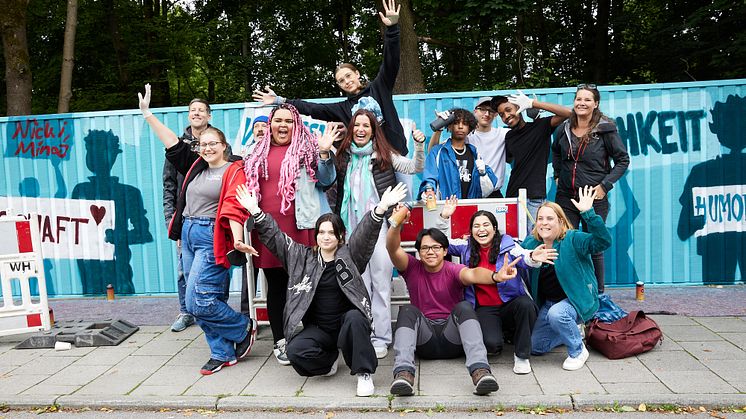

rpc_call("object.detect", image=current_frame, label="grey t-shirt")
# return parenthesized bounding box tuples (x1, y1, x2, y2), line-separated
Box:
(183, 163, 230, 218)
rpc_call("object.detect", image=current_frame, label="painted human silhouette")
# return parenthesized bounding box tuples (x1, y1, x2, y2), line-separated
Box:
(604, 174, 640, 285)
(71, 130, 153, 295)
(678, 94, 746, 284)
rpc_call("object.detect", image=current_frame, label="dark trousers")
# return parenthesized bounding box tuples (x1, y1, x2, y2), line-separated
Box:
(475, 295, 538, 359)
(556, 193, 610, 293)
(241, 267, 289, 343)
(286, 309, 377, 376)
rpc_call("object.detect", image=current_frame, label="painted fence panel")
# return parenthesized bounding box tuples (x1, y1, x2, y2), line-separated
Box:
(0, 79, 743, 297)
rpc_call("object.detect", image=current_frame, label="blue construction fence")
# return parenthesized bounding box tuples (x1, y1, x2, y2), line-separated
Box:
(0, 79, 744, 297)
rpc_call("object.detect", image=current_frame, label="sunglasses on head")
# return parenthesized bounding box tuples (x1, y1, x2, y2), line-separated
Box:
(577, 83, 598, 90)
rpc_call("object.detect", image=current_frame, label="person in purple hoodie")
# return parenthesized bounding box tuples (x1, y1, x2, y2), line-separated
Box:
(435, 197, 557, 375)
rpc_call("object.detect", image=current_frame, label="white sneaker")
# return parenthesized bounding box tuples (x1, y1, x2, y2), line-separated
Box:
(323, 359, 338, 377)
(562, 344, 590, 371)
(513, 355, 531, 374)
(273, 338, 291, 366)
(356, 373, 375, 397)
(374, 345, 388, 359)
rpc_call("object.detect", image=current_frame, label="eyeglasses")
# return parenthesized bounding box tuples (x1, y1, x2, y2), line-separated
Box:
(577, 83, 598, 90)
(475, 107, 494, 115)
(419, 244, 443, 253)
(198, 141, 222, 150)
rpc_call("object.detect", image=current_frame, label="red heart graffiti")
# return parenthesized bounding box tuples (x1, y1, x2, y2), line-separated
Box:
(90, 205, 106, 225)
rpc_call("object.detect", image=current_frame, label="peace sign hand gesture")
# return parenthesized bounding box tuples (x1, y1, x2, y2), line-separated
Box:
(493, 254, 522, 283)
(379, 0, 400, 26)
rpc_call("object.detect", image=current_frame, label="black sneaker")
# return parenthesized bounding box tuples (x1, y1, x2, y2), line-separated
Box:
(390, 370, 415, 396)
(200, 358, 237, 375)
(236, 318, 258, 360)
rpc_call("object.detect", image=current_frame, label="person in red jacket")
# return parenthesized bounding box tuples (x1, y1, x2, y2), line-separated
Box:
(139, 84, 258, 376)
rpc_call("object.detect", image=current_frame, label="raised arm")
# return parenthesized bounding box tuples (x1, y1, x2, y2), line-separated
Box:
(391, 129, 426, 174)
(138, 84, 179, 149)
(508, 90, 572, 127)
(570, 186, 612, 254)
(459, 254, 522, 286)
(252, 85, 350, 123)
(377, 0, 401, 90)
(386, 205, 410, 272)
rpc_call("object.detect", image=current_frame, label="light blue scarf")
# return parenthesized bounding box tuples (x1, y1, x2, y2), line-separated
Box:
(340, 141, 375, 236)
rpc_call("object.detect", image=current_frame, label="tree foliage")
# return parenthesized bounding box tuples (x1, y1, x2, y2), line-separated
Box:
(0, 0, 744, 115)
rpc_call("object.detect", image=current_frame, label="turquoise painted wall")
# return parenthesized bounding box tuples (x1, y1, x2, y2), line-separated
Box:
(1, 79, 743, 297)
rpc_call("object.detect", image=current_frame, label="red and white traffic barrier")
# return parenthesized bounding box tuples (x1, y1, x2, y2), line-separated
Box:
(0, 215, 51, 336)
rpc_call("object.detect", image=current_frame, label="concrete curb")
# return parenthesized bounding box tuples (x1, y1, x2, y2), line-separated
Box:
(218, 396, 391, 411)
(390, 395, 573, 411)
(572, 394, 746, 409)
(0, 395, 58, 409)
(54, 395, 218, 410)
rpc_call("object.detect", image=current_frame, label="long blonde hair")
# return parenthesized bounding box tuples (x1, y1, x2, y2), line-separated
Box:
(531, 201, 573, 242)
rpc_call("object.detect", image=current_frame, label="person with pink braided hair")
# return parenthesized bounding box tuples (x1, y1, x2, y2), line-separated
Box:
(243, 103, 339, 366)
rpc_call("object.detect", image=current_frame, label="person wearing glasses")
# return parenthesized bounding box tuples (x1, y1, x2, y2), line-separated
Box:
(493, 92, 572, 235)
(419, 108, 499, 200)
(551, 84, 630, 293)
(252, 0, 409, 156)
(428, 97, 509, 197)
(385, 210, 522, 396)
(139, 84, 258, 375)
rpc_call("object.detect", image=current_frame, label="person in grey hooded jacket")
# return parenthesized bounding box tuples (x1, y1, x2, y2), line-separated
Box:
(235, 182, 408, 397)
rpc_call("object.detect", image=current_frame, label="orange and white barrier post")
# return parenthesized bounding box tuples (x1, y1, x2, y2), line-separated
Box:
(0, 215, 51, 336)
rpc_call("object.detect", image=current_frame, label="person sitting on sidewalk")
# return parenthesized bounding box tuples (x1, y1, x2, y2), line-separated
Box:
(237, 182, 408, 397)
(385, 211, 522, 396)
(419, 108, 498, 200)
(435, 196, 557, 374)
(521, 186, 612, 371)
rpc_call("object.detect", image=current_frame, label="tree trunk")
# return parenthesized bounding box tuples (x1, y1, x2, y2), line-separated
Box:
(0, 0, 32, 115)
(58, 0, 78, 113)
(143, 0, 170, 107)
(393, 0, 424, 94)
(106, 0, 130, 90)
(592, 0, 610, 83)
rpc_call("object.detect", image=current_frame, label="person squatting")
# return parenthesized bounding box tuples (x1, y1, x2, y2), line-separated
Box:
(137, 0, 629, 398)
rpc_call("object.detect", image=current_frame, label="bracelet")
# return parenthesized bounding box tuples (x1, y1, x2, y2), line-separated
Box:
(491, 271, 499, 283)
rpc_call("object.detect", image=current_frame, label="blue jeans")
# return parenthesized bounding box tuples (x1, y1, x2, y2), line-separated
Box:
(181, 217, 249, 362)
(531, 299, 583, 358)
(526, 198, 545, 237)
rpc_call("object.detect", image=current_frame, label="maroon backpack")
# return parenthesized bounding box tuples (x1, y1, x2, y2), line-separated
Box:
(586, 310, 663, 359)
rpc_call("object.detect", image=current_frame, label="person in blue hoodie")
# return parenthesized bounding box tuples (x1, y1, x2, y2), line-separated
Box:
(419, 109, 498, 200)
(435, 196, 556, 375)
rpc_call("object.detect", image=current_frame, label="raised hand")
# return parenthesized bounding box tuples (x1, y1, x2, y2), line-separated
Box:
(138, 83, 152, 118)
(507, 89, 534, 114)
(531, 244, 558, 265)
(318, 123, 342, 152)
(236, 184, 261, 215)
(494, 253, 522, 282)
(435, 109, 451, 121)
(252, 85, 281, 105)
(412, 128, 425, 143)
(440, 195, 458, 219)
(571, 185, 597, 213)
(377, 182, 408, 213)
(378, 0, 401, 26)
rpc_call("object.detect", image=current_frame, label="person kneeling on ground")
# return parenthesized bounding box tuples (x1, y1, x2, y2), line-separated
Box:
(236, 183, 408, 397)
(386, 210, 521, 396)
(521, 186, 612, 371)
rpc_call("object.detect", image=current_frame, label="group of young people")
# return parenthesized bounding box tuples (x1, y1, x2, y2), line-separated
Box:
(137, 0, 630, 398)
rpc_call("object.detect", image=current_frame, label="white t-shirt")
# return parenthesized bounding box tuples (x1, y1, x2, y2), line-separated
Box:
(467, 127, 509, 189)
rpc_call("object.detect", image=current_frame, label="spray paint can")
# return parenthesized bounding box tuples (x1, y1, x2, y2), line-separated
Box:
(388, 203, 412, 228)
(635, 281, 645, 301)
(106, 284, 115, 301)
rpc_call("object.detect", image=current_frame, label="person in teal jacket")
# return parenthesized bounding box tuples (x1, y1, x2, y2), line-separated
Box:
(521, 185, 611, 371)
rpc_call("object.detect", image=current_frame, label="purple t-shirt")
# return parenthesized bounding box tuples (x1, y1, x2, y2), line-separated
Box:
(400, 254, 466, 320)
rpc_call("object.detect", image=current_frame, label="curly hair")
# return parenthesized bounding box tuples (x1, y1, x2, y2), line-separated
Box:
(243, 104, 319, 215)
(467, 210, 503, 268)
(336, 109, 397, 171)
(448, 108, 478, 133)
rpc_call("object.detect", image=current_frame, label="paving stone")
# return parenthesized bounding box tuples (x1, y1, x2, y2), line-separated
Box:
(488, 371, 543, 396)
(601, 382, 672, 394)
(302, 369, 390, 398)
(647, 315, 698, 326)
(694, 317, 746, 332)
(138, 365, 202, 393)
(10, 355, 78, 375)
(586, 358, 659, 383)
(241, 360, 306, 397)
(0, 348, 50, 366)
(20, 383, 80, 396)
(638, 349, 709, 372)
(573, 393, 746, 409)
(74, 346, 138, 366)
(119, 332, 160, 348)
(136, 325, 169, 334)
(160, 325, 203, 341)
(165, 347, 212, 367)
(655, 336, 684, 351)
(678, 340, 746, 361)
(218, 395, 390, 410)
(533, 366, 606, 395)
(701, 359, 746, 382)
(721, 332, 746, 349)
(655, 370, 737, 394)
(43, 364, 111, 386)
(131, 337, 191, 356)
(185, 359, 262, 396)
(44, 346, 96, 357)
(0, 374, 49, 394)
(662, 325, 722, 341)
(74, 355, 169, 395)
(418, 358, 471, 376)
(732, 381, 746, 392)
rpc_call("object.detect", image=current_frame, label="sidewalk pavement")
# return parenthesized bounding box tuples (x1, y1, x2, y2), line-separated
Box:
(1, 311, 746, 412)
